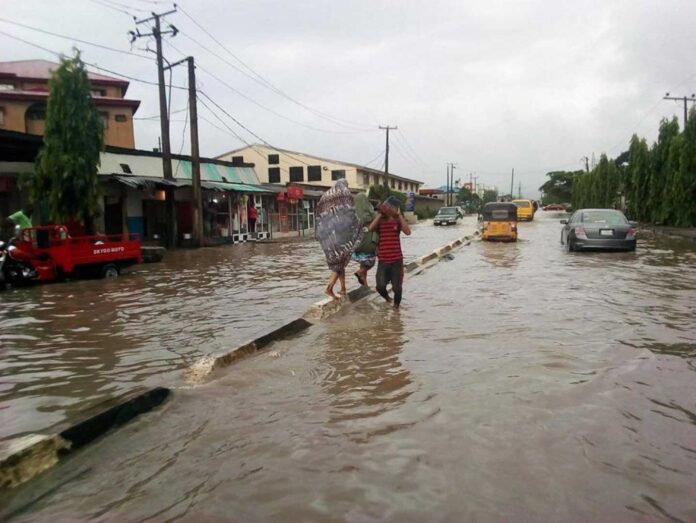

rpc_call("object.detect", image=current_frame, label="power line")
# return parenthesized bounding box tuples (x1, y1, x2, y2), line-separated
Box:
(363, 150, 384, 168)
(176, 4, 374, 131)
(89, 0, 138, 17)
(164, 40, 372, 135)
(0, 17, 154, 61)
(0, 29, 185, 89)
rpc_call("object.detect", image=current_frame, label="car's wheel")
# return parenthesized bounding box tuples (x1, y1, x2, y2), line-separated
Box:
(566, 237, 574, 252)
(101, 264, 120, 279)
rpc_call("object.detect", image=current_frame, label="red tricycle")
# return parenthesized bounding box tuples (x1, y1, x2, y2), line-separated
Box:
(0, 225, 142, 288)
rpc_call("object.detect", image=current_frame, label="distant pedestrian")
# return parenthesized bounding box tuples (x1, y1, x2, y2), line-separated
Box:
(248, 203, 258, 234)
(351, 192, 378, 286)
(369, 196, 411, 309)
(316, 179, 362, 299)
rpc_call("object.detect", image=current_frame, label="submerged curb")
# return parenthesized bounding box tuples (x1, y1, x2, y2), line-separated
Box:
(0, 387, 170, 489)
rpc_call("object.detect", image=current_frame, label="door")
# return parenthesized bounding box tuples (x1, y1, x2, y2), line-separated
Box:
(104, 196, 123, 235)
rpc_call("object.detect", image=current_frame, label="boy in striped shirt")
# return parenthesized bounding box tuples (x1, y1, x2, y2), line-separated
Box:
(368, 199, 411, 309)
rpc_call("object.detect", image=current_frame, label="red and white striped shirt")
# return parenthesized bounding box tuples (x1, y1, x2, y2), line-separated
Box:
(378, 218, 403, 262)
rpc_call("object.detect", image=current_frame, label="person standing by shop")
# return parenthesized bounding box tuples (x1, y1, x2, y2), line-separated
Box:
(248, 202, 257, 236)
(369, 197, 411, 309)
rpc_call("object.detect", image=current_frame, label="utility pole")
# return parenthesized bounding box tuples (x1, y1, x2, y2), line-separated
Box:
(473, 175, 479, 196)
(445, 164, 450, 205)
(510, 168, 514, 202)
(446, 163, 457, 205)
(518, 182, 522, 199)
(663, 92, 696, 129)
(131, 8, 178, 247)
(165, 56, 203, 248)
(379, 125, 397, 185)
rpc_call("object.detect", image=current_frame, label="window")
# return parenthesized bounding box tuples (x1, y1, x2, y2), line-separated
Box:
(26, 104, 47, 120)
(90, 88, 107, 97)
(0, 83, 13, 91)
(268, 167, 281, 183)
(289, 166, 304, 182)
(0, 107, 4, 126)
(119, 163, 132, 174)
(232, 156, 244, 164)
(398, 182, 403, 190)
(268, 154, 280, 165)
(308, 165, 322, 182)
(99, 111, 109, 129)
(331, 169, 346, 181)
(115, 114, 127, 122)
(363, 174, 369, 185)
(390, 180, 395, 189)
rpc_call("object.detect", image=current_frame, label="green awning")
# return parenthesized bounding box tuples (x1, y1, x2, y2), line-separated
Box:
(204, 181, 271, 193)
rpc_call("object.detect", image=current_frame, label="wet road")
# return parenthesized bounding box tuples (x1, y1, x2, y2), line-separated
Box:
(2, 212, 695, 522)
(0, 220, 474, 440)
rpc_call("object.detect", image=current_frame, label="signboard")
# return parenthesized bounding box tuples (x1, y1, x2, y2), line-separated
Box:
(287, 186, 304, 200)
(405, 192, 416, 212)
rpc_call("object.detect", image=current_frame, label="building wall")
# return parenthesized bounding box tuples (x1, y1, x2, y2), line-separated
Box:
(218, 145, 422, 193)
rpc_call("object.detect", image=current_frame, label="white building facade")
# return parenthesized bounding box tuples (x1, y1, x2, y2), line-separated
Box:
(217, 144, 423, 194)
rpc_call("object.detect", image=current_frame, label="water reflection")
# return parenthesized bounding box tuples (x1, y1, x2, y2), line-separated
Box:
(478, 241, 520, 268)
(320, 304, 412, 433)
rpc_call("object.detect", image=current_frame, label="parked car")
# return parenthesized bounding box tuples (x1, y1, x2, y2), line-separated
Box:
(512, 199, 535, 221)
(543, 204, 565, 211)
(434, 207, 462, 226)
(560, 209, 637, 252)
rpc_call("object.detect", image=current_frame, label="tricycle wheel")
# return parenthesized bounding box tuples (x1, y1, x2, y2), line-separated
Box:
(101, 264, 120, 279)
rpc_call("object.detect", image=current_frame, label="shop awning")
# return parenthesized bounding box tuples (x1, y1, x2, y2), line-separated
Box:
(109, 175, 184, 189)
(200, 181, 271, 193)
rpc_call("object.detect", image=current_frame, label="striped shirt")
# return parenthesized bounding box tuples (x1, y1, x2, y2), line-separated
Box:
(378, 218, 403, 262)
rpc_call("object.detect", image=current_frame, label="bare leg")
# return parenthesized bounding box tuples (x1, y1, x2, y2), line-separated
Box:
(338, 271, 347, 297)
(325, 271, 339, 299)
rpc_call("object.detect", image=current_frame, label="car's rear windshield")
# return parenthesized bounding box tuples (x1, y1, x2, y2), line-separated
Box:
(513, 201, 531, 208)
(438, 208, 458, 215)
(580, 210, 627, 225)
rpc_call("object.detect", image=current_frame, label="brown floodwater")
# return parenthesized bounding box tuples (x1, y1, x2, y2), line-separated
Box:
(0, 220, 474, 440)
(2, 213, 695, 522)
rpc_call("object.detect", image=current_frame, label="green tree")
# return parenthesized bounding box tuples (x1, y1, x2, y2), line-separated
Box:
(539, 171, 579, 204)
(456, 185, 473, 203)
(626, 135, 650, 220)
(482, 189, 498, 204)
(26, 52, 104, 231)
(649, 117, 680, 223)
(367, 184, 406, 210)
(673, 108, 696, 226)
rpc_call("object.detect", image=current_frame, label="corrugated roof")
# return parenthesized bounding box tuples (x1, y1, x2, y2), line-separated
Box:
(0, 59, 128, 85)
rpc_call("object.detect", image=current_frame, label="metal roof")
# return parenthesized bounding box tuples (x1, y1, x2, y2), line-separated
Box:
(0, 59, 128, 85)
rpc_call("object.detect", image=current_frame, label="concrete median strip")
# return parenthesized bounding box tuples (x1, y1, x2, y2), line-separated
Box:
(0, 387, 170, 489)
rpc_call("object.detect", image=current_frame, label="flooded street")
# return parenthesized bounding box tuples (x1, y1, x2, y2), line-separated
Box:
(0, 220, 474, 440)
(2, 212, 695, 521)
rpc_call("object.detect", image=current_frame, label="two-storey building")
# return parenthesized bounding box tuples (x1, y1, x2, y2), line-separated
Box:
(217, 144, 422, 193)
(0, 59, 140, 148)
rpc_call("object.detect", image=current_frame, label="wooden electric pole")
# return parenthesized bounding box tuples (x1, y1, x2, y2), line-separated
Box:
(131, 8, 178, 247)
(510, 168, 514, 202)
(379, 125, 397, 185)
(663, 92, 696, 129)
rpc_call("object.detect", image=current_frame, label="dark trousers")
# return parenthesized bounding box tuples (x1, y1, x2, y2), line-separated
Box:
(249, 218, 256, 233)
(376, 259, 404, 305)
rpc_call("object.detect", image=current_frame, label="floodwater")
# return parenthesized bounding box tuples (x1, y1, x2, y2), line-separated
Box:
(2, 212, 695, 521)
(0, 220, 474, 440)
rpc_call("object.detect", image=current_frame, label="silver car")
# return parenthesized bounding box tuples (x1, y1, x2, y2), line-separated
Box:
(560, 209, 637, 252)
(434, 207, 462, 226)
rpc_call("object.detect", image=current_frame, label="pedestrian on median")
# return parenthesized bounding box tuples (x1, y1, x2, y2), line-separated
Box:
(316, 179, 363, 300)
(351, 192, 379, 286)
(369, 196, 411, 309)
(248, 202, 258, 235)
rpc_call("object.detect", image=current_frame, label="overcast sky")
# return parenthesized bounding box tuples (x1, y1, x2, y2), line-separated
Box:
(3, 0, 695, 196)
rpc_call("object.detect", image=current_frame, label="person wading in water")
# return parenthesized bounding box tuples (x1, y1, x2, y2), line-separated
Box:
(369, 196, 411, 309)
